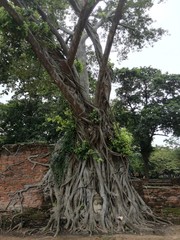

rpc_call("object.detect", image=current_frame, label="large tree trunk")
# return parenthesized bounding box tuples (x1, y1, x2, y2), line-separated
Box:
(140, 140, 153, 179)
(141, 151, 150, 179)
(43, 113, 167, 236)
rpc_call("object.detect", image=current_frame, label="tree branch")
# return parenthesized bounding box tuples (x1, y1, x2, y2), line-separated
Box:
(85, 8, 115, 64)
(101, 0, 127, 72)
(83, 8, 115, 65)
(13, 0, 68, 56)
(27, 153, 50, 169)
(68, 0, 103, 65)
(85, 22, 103, 64)
(58, 25, 73, 36)
(67, 0, 100, 66)
(95, 0, 127, 108)
(35, 4, 68, 56)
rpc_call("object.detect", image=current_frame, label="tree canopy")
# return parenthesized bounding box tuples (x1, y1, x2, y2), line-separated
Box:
(0, 0, 166, 107)
(113, 67, 180, 177)
(150, 146, 180, 178)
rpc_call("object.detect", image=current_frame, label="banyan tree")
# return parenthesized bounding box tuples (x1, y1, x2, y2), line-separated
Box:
(0, 0, 169, 236)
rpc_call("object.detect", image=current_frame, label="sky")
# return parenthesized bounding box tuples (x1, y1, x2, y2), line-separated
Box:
(120, 0, 180, 74)
(1, 0, 179, 145)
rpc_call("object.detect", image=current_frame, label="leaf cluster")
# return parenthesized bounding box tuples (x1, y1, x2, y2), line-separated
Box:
(47, 108, 75, 134)
(112, 66, 180, 176)
(74, 140, 102, 162)
(111, 123, 133, 156)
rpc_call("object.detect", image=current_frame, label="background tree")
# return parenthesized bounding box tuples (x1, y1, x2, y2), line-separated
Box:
(0, 0, 168, 235)
(0, 29, 71, 144)
(150, 146, 180, 178)
(113, 67, 180, 178)
(0, 96, 70, 144)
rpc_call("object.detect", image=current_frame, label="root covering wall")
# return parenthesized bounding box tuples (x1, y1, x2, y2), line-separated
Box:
(0, 144, 52, 211)
(0, 144, 180, 212)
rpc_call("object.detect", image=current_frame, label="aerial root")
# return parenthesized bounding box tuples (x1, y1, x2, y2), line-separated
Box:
(42, 156, 169, 236)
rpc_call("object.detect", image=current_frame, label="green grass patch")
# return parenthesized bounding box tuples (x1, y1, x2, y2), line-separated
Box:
(162, 207, 180, 217)
(162, 207, 180, 224)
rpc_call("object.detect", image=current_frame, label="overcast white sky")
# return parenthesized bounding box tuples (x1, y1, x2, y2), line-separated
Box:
(120, 0, 180, 74)
(1, 0, 179, 145)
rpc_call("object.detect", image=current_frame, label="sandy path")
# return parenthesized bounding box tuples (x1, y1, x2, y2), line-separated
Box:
(0, 225, 180, 240)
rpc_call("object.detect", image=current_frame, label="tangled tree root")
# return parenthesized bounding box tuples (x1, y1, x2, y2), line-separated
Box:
(43, 154, 170, 237)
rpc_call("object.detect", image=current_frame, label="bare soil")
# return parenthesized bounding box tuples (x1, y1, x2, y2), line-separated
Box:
(0, 225, 180, 240)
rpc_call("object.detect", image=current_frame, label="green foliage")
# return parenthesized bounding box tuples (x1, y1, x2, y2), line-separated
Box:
(74, 140, 102, 162)
(111, 123, 133, 156)
(28, 21, 50, 37)
(74, 140, 90, 161)
(0, 98, 59, 144)
(89, 109, 100, 124)
(74, 60, 84, 73)
(113, 67, 180, 174)
(51, 128, 76, 185)
(0, 92, 70, 144)
(150, 146, 180, 176)
(129, 152, 144, 176)
(0, 9, 30, 85)
(0, 0, 167, 97)
(1, 2, 51, 38)
(164, 136, 180, 148)
(47, 108, 75, 134)
(0, 1, 170, 176)
(0, 7, 28, 38)
(111, 0, 166, 60)
(89, 0, 96, 5)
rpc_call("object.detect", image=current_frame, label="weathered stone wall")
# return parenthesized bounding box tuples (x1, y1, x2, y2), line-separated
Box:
(0, 144, 52, 211)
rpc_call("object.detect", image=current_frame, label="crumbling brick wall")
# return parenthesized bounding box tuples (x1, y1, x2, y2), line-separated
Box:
(0, 144, 180, 215)
(0, 144, 53, 211)
(143, 186, 180, 209)
(132, 179, 180, 208)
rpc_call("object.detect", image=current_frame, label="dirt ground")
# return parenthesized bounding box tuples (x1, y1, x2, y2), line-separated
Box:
(0, 225, 180, 240)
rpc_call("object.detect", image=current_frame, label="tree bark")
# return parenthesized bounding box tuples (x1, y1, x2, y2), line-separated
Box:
(47, 115, 166, 236)
(141, 151, 150, 179)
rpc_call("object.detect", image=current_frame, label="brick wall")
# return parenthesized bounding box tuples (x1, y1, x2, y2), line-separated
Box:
(132, 179, 180, 222)
(132, 179, 180, 209)
(0, 144, 180, 215)
(143, 186, 180, 209)
(0, 144, 53, 211)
